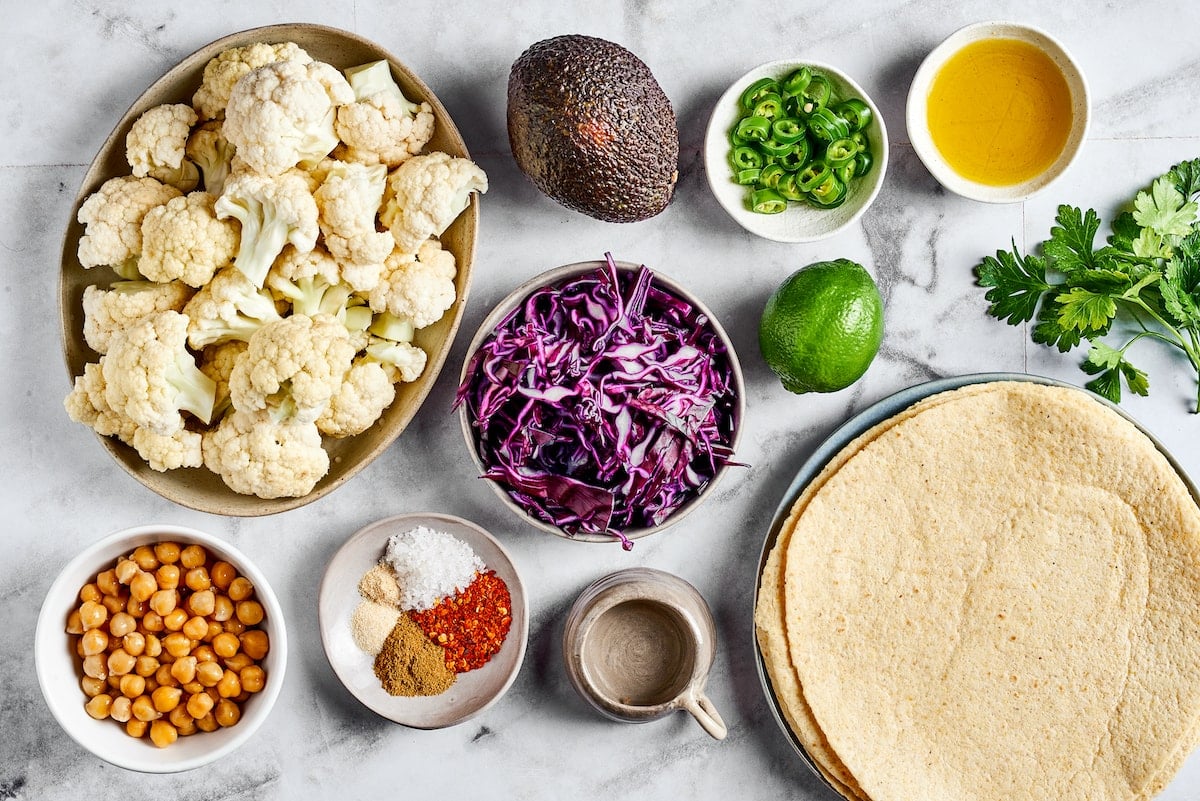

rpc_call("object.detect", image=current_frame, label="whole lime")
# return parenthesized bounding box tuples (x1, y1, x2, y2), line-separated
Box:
(759, 259, 884, 394)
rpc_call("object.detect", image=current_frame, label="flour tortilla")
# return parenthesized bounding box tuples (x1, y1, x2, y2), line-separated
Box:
(756, 384, 995, 799)
(780, 382, 1200, 801)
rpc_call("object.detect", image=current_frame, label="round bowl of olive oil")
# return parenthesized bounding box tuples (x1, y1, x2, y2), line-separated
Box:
(906, 21, 1089, 203)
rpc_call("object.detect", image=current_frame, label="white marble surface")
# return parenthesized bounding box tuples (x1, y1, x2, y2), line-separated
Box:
(5, 1, 1200, 798)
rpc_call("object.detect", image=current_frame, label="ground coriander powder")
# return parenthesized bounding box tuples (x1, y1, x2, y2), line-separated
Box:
(373, 614, 457, 696)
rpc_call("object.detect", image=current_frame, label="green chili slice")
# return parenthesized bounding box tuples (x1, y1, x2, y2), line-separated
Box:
(807, 108, 851, 143)
(730, 145, 765, 170)
(778, 139, 811, 171)
(834, 163, 856, 185)
(834, 98, 873, 132)
(760, 163, 786, 188)
(808, 174, 847, 207)
(739, 77, 780, 112)
(826, 137, 859, 167)
(758, 137, 795, 158)
(796, 159, 831, 193)
(751, 93, 785, 120)
(735, 116, 771, 142)
(777, 172, 805, 202)
(799, 74, 832, 114)
(750, 187, 788, 214)
(735, 168, 762, 185)
(780, 67, 813, 98)
(771, 117, 806, 144)
(851, 130, 870, 153)
(853, 150, 874, 178)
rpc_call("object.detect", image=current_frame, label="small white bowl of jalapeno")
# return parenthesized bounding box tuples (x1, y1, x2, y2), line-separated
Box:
(704, 59, 888, 243)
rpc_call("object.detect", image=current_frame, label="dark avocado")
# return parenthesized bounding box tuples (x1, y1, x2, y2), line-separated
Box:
(507, 35, 679, 223)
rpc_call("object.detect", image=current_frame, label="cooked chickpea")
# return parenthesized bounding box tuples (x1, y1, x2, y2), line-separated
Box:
(97, 569, 120, 596)
(80, 676, 106, 698)
(171, 656, 197, 685)
(154, 664, 179, 688)
(223, 653, 253, 673)
(182, 615, 208, 640)
(151, 686, 182, 714)
(119, 674, 146, 699)
(185, 567, 211, 592)
(130, 545, 158, 571)
(80, 628, 109, 656)
(181, 681, 203, 695)
(186, 691, 214, 720)
(102, 594, 127, 616)
(161, 632, 192, 659)
(143, 634, 162, 658)
(107, 611, 135, 638)
(192, 644, 216, 663)
(175, 717, 197, 737)
(240, 666, 265, 694)
(82, 654, 108, 680)
(80, 583, 101, 604)
(187, 589, 215, 617)
(144, 677, 159, 694)
(65, 609, 84, 635)
(212, 632, 240, 659)
(211, 595, 234, 622)
(168, 704, 194, 730)
(210, 561, 236, 590)
(79, 600, 107, 631)
(115, 559, 139, 585)
(125, 596, 148, 617)
(149, 589, 178, 616)
(110, 696, 132, 723)
(153, 542, 181, 565)
(235, 600, 264, 626)
(223, 618, 246, 636)
(135, 655, 159, 677)
(162, 608, 188, 632)
(179, 545, 207, 570)
(227, 577, 253, 602)
(240, 630, 269, 660)
(214, 699, 241, 728)
(204, 622, 223, 642)
(129, 571, 157, 603)
(217, 670, 241, 699)
(107, 648, 136, 677)
(196, 661, 224, 687)
(125, 719, 148, 738)
(107, 675, 122, 691)
(155, 564, 180, 591)
(123, 631, 146, 657)
(131, 694, 160, 722)
(195, 712, 218, 733)
(149, 719, 177, 748)
(85, 693, 113, 720)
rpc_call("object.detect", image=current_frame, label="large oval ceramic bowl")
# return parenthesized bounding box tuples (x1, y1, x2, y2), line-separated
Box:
(458, 260, 745, 545)
(59, 24, 479, 516)
(35, 524, 288, 773)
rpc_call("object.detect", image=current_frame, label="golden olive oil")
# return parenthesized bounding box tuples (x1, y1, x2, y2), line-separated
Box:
(926, 38, 1073, 186)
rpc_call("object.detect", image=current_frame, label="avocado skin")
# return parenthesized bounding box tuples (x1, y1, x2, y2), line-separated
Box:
(507, 35, 679, 223)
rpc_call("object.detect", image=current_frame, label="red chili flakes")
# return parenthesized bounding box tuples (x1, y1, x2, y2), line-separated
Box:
(409, 570, 512, 673)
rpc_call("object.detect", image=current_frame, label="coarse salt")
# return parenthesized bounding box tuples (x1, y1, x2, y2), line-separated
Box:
(385, 526, 483, 611)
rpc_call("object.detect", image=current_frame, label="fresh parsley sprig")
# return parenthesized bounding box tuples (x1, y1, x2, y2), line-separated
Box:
(976, 158, 1200, 411)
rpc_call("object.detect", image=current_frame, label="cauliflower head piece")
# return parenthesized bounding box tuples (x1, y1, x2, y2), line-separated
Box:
(367, 238, 457, 329)
(140, 192, 239, 287)
(186, 121, 236, 197)
(82, 280, 194, 355)
(223, 60, 354, 176)
(380, 152, 487, 254)
(198, 339, 248, 422)
(229, 313, 355, 424)
(215, 169, 318, 288)
(317, 359, 395, 438)
(313, 160, 392, 291)
(125, 103, 200, 192)
(182, 266, 283, 349)
(202, 408, 329, 499)
(335, 60, 435, 168)
(266, 245, 353, 318)
(102, 310, 217, 436)
(77, 176, 182, 276)
(192, 41, 313, 122)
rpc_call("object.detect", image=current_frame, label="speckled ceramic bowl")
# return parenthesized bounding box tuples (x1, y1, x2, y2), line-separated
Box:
(35, 524, 287, 773)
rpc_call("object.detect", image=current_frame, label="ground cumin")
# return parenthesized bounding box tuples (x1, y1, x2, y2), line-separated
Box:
(373, 614, 456, 696)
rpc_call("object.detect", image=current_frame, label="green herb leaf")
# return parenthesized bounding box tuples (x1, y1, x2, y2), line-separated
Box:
(1044, 205, 1101, 273)
(1031, 295, 1084, 352)
(1082, 343, 1149, 402)
(1132, 227, 1174, 259)
(1133, 176, 1197, 237)
(1056, 287, 1118, 334)
(1085, 369, 1124, 403)
(1169, 158, 1200, 199)
(1108, 211, 1141, 252)
(975, 246, 1050, 324)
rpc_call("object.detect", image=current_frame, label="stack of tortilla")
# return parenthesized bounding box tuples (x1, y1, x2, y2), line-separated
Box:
(755, 381, 1200, 801)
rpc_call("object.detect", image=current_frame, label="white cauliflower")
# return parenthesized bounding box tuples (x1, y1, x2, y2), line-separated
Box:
(215, 169, 318, 288)
(125, 103, 200, 192)
(77, 176, 182, 276)
(229, 313, 355, 424)
(101, 310, 217, 436)
(202, 408, 329, 499)
(64, 362, 138, 444)
(182, 266, 283, 349)
(82, 280, 194, 354)
(131, 427, 204, 472)
(317, 360, 395, 438)
(192, 41, 313, 122)
(335, 60, 435, 168)
(139, 192, 239, 287)
(313, 160, 392, 290)
(380, 151, 487, 253)
(364, 338, 427, 383)
(199, 339, 248, 421)
(367, 238, 457, 329)
(223, 60, 354, 176)
(186, 121, 237, 197)
(266, 245, 352, 318)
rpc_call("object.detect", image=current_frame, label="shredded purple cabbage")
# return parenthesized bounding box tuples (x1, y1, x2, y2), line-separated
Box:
(455, 253, 740, 549)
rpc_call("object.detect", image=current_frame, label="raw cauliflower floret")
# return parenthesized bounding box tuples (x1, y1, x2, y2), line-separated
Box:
(215, 169, 319, 288)
(101, 310, 216, 436)
(223, 60, 353, 176)
(192, 41, 313, 122)
(380, 152, 487, 254)
(367, 239, 457, 329)
(229, 313, 355, 424)
(77, 176, 182, 275)
(64, 362, 138, 444)
(266, 245, 352, 318)
(313, 160, 392, 291)
(139, 192, 239, 287)
(125, 103, 200, 192)
(316, 360, 395, 438)
(202, 408, 329, 499)
(82, 280, 194, 354)
(131, 427, 203, 472)
(365, 338, 427, 383)
(182, 266, 282, 349)
(186, 121, 236, 197)
(335, 60, 435, 168)
(199, 339, 248, 421)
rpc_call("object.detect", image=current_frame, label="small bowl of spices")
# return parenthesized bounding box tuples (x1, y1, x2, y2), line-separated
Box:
(318, 513, 528, 728)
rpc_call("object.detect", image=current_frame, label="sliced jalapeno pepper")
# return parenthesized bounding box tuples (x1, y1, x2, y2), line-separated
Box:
(826, 137, 859, 167)
(851, 130, 870, 153)
(739, 77, 780, 112)
(834, 98, 873, 132)
(808, 174, 847, 207)
(807, 107, 851, 143)
(771, 117, 806, 144)
(730, 145, 765, 170)
(758, 137, 795, 158)
(760, 163, 786, 189)
(735, 168, 762, 186)
(778, 139, 811, 171)
(853, 150, 874, 178)
(799, 74, 832, 114)
(749, 187, 788, 214)
(777, 172, 805, 202)
(796, 159, 832, 193)
(834, 163, 856, 185)
(780, 67, 813, 99)
(751, 93, 785, 120)
(735, 115, 771, 142)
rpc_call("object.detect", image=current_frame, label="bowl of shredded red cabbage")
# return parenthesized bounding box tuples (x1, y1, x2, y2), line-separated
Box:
(455, 254, 744, 549)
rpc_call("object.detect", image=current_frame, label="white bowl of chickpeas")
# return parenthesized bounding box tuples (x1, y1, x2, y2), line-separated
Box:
(34, 524, 287, 772)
